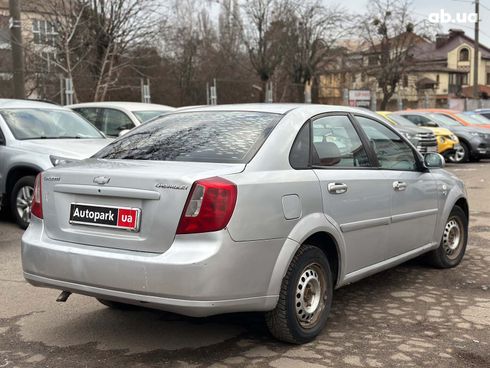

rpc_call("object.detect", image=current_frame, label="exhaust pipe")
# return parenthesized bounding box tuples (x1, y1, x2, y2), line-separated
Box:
(56, 290, 72, 302)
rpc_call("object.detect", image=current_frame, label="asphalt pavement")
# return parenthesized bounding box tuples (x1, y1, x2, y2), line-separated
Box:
(0, 163, 489, 367)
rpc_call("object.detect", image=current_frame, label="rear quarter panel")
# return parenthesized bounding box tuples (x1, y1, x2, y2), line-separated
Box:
(430, 168, 467, 243)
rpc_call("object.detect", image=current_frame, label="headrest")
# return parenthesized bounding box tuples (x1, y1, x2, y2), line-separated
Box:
(313, 141, 341, 166)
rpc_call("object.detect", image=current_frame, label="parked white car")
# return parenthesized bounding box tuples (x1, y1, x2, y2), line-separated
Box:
(68, 102, 175, 137)
(0, 99, 111, 228)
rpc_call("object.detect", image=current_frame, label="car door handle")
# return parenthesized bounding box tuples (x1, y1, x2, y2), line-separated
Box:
(327, 183, 348, 194)
(393, 181, 407, 191)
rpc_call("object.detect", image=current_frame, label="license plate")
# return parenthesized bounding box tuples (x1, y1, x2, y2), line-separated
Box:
(69, 203, 141, 231)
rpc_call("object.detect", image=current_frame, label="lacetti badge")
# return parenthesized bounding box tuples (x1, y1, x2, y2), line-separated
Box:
(155, 183, 188, 190)
(69, 204, 140, 231)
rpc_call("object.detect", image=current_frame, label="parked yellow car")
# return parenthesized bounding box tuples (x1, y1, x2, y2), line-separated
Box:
(377, 111, 459, 156)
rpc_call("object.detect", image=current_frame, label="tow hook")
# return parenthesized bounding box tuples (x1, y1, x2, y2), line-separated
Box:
(56, 290, 72, 302)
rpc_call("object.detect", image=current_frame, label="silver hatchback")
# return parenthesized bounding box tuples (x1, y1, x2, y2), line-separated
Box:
(22, 104, 469, 343)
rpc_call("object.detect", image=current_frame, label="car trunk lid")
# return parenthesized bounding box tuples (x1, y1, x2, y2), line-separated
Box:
(42, 159, 244, 253)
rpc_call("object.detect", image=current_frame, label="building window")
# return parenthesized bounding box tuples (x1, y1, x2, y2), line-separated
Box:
(32, 20, 57, 46)
(368, 55, 378, 66)
(40, 52, 57, 72)
(461, 73, 468, 85)
(487, 73, 490, 85)
(402, 75, 409, 88)
(436, 74, 440, 85)
(459, 47, 469, 62)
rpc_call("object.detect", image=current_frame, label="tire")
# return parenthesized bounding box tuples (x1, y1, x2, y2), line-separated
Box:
(426, 206, 468, 268)
(265, 245, 333, 344)
(10, 175, 35, 229)
(96, 298, 140, 310)
(449, 142, 469, 163)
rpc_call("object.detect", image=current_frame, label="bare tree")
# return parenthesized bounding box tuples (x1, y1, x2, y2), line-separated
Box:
(236, 0, 292, 102)
(359, 0, 433, 109)
(160, 0, 217, 105)
(286, 0, 347, 102)
(28, 0, 159, 102)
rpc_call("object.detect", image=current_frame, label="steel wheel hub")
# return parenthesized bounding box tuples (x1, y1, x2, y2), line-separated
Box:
(16, 185, 33, 223)
(442, 218, 461, 258)
(295, 265, 325, 327)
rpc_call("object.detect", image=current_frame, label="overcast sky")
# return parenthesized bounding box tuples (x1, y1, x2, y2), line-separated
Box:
(205, 0, 489, 45)
(338, 0, 490, 45)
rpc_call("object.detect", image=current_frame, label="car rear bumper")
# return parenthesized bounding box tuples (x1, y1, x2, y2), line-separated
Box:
(21, 217, 283, 317)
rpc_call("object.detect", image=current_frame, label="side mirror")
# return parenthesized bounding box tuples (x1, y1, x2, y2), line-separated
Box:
(424, 152, 445, 168)
(118, 129, 130, 137)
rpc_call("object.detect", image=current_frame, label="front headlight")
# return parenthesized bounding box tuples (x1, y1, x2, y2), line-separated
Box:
(50, 155, 78, 166)
(449, 134, 459, 141)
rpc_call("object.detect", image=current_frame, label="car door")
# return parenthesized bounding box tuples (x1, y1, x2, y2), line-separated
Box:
(310, 113, 394, 274)
(354, 115, 439, 257)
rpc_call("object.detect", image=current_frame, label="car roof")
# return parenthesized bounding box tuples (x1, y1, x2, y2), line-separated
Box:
(174, 103, 380, 117)
(68, 101, 175, 111)
(0, 99, 67, 110)
(412, 108, 460, 114)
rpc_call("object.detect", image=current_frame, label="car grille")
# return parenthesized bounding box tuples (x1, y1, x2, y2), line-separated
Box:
(415, 132, 438, 152)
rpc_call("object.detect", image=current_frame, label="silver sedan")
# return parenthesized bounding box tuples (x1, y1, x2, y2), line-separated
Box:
(22, 104, 469, 343)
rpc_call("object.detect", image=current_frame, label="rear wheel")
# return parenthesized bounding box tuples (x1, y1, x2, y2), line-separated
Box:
(265, 245, 333, 344)
(10, 176, 35, 229)
(426, 206, 468, 268)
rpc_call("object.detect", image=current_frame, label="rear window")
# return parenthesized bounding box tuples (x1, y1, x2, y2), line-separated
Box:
(94, 111, 281, 163)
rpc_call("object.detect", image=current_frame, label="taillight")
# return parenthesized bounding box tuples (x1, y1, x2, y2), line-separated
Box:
(31, 173, 43, 219)
(176, 177, 237, 234)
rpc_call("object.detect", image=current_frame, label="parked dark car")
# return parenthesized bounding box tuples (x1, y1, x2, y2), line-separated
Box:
(396, 111, 490, 163)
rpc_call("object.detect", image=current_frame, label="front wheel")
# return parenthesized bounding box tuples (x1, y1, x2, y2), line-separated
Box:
(426, 206, 468, 268)
(10, 175, 35, 229)
(265, 245, 333, 344)
(448, 142, 469, 163)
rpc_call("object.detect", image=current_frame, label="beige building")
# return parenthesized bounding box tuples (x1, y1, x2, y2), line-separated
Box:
(0, 0, 59, 98)
(319, 29, 490, 109)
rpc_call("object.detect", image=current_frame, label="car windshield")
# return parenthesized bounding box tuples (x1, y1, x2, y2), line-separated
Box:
(1, 108, 104, 140)
(94, 111, 281, 163)
(428, 113, 462, 127)
(133, 110, 170, 123)
(386, 114, 417, 127)
(459, 113, 490, 125)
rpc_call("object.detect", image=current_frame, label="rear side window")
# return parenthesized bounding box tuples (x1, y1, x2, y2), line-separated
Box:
(101, 109, 134, 136)
(73, 108, 99, 128)
(95, 111, 281, 163)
